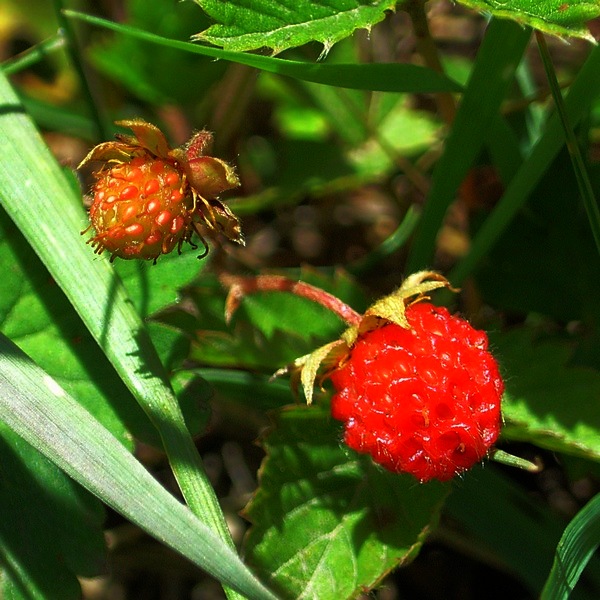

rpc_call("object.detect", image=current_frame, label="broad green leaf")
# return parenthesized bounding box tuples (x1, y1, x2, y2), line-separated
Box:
(458, 0, 600, 42)
(0, 423, 105, 600)
(0, 334, 276, 600)
(114, 245, 205, 319)
(193, 0, 397, 54)
(493, 328, 600, 461)
(66, 11, 463, 94)
(179, 269, 366, 372)
(542, 492, 600, 600)
(244, 405, 449, 599)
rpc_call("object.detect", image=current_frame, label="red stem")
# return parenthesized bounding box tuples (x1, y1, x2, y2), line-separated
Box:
(221, 275, 362, 327)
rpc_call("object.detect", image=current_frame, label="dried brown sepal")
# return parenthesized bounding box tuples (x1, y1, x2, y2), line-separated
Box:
(193, 195, 245, 246)
(115, 118, 171, 158)
(78, 142, 136, 168)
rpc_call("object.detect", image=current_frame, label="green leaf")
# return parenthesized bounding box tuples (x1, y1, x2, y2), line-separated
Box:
(244, 405, 449, 599)
(193, 0, 397, 53)
(445, 466, 600, 598)
(458, 0, 600, 42)
(114, 245, 205, 319)
(475, 152, 600, 323)
(180, 269, 366, 372)
(542, 492, 600, 600)
(0, 334, 276, 600)
(493, 328, 600, 461)
(0, 423, 105, 600)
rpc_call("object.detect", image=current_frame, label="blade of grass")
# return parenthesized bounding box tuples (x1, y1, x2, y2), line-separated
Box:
(406, 18, 531, 272)
(51, 0, 109, 140)
(0, 64, 243, 599)
(542, 492, 600, 600)
(0, 33, 66, 75)
(63, 10, 463, 94)
(449, 44, 600, 285)
(535, 30, 600, 257)
(0, 334, 276, 600)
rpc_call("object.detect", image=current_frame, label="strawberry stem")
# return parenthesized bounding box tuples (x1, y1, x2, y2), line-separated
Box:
(222, 274, 362, 327)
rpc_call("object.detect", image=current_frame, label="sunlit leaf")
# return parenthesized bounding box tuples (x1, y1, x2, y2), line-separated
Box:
(193, 0, 397, 53)
(244, 405, 448, 599)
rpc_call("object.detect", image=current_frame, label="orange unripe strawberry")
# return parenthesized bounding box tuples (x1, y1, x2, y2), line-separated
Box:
(79, 119, 243, 262)
(89, 157, 193, 260)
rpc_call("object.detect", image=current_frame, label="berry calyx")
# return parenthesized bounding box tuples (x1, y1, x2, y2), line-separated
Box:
(79, 119, 243, 262)
(329, 301, 503, 482)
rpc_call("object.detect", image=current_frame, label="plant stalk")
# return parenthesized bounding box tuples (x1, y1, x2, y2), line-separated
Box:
(221, 274, 362, 327)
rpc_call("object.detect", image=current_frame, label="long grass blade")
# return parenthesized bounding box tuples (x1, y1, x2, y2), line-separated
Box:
(63, 10, 462, 93)
(449, 44, 600, 285)
(0, 60, 241, 596)
(0, 334, 276, 600)
(406, 18, 531, 272)
(542, 492, 600, 600)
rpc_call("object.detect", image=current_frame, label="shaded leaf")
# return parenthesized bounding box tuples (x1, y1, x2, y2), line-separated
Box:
(445, 466, 600, 599)
(475, 154, 600, 324)
(193, 0, 397, 54)
(114, 245, 205, 319)
(244, 405, 449, 599)
(89, 0, 226, 105)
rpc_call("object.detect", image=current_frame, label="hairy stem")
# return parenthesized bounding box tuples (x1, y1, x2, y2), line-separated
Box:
(222, 274, 362, 327)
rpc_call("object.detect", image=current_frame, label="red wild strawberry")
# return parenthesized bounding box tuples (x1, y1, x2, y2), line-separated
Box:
(79, 119, 243, 262)
(224, 271, 504, 483)
(329, 302, 503, 482)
